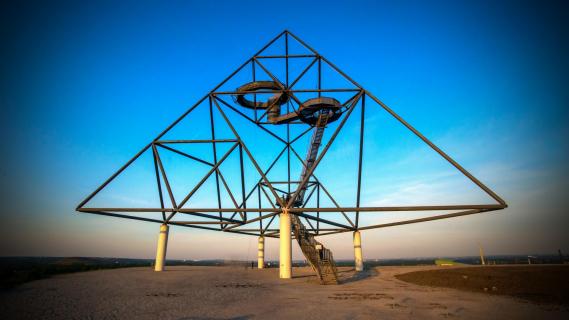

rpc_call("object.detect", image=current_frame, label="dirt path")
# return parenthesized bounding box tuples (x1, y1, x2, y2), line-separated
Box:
(395, 265, 569, 306)
(0, 265, 567, 319)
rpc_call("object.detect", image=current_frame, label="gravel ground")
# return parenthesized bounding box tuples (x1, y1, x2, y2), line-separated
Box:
(0, 265, 567, 319)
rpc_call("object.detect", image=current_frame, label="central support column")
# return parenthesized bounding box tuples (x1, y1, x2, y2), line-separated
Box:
(353, 230, 364, 272)
(154, 224, 169, 271)
(258, 236, 265, 269)
(279, 209, 292, 279)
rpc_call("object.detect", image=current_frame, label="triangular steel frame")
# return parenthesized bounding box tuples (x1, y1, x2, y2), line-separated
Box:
(76, 30, 507, 238)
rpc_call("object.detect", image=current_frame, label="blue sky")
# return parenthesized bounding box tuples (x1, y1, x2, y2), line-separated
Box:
(1, 0, 568, 260)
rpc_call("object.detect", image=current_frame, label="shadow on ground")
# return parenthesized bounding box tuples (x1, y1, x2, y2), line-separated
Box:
(178, 316, 253, 320)
(339, 268, 378, 284)
(292, 267, 378, 285)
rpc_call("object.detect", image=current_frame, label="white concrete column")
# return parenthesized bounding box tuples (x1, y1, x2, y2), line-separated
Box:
(479, 243, 486, 265)
(257, 236, 265, 269)
(353, 230, 364, 272)
(154, 224, 169, 271)
(279, 209, 292, 279)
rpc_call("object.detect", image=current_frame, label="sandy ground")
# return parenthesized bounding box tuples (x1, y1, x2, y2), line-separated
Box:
(0, 265, 567, 319)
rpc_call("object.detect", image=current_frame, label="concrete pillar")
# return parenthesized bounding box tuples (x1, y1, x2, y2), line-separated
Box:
(279, 209, 292, 279)
(479, 243, 486, 265)
(258, 236, 265, 269)
(353, 230, 364, 272)
(154, 224, 169, 271)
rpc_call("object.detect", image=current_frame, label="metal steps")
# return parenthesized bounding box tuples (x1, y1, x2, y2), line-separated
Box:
(290, 112, 339, 285)
(291, 214, 339, 285)
(295, 113, 329, 206)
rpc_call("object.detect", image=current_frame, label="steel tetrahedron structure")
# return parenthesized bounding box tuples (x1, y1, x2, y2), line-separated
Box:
(77, 30, 507, 284)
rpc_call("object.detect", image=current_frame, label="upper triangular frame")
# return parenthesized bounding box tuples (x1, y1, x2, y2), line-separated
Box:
(77, 30, 507, 238)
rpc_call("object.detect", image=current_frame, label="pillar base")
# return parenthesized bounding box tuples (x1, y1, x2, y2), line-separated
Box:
(279, 210, 292, 279)
(154, 224, 169, 272)
(353, 230, 364, 272)
(258, 236, 265, 269)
